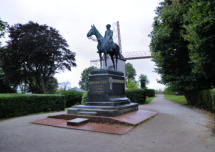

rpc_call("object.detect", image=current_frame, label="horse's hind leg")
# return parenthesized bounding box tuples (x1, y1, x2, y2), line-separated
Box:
(110, 54, 115, 70)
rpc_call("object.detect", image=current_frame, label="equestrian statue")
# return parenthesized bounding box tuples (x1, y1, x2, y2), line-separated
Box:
(87, 24, 123, 70)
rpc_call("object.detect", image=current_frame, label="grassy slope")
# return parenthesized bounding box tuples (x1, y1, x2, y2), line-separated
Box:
(164, 94, 187, 105)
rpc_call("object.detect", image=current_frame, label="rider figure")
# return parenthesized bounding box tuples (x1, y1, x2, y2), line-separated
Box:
(104, 24, 114, 51)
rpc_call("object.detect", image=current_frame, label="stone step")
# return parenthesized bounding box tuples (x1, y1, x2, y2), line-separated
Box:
(78, 111, 97, 116)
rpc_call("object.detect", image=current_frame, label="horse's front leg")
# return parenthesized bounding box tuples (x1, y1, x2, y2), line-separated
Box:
(115, 53, 118, 70)
(99, 52, 102, 68)
(104, 53, 107, 69)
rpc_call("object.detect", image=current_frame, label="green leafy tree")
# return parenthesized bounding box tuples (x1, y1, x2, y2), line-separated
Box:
(46, 77, 58, 94)
(150, 0, 212, 106)
(2, 21, 76, 93)
(127, 79, 138, 89)
(183, 0, 215, 86)
(0, 19, 8, 42)
(139, 74, 149, 89)
(79, 66, 97, 90)
(125, 63, 136, 81)
(0, 19, 13, 93)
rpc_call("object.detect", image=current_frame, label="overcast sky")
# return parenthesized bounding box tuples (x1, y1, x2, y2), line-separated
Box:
(1, 0, 165, 90)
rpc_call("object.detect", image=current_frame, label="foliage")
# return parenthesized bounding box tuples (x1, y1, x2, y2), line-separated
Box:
(164, 87, 174, 95)
(81, 91, 88, 105)
(146, 89, 155, 97)
(0, 19, 8, 42)
(165, 94, 187, 105)
(0, 94, 65, 119)
(1, 21, 76, 93)
(60, 90, 83, 107)
(150, 0, 198, 92)
(139, 74, 149, 89)
(125, 89, 146, 104)
(183, 0, 215, 86)
(79, 66, 97, 90)
(150, 0, 214, 108)
(126, 79, 138, 89)
(145, 97, 154, 104)
(0, 19, 11, 93)
(46, 77, 58, 94)
(125, 63, 136, 81)
(185, 89, 213, 111)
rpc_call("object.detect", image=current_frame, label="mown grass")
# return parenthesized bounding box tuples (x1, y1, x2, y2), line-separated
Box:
(164, 94, 187, 105)
(145, 97, 154, 104)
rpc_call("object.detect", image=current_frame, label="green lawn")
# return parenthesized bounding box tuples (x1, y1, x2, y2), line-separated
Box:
(164, 94, 187, 105)
(145, 97, 154, 104)
(211, 89, 215, 96)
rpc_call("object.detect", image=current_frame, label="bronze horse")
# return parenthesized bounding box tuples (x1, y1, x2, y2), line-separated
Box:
(87, 25, 122, 70)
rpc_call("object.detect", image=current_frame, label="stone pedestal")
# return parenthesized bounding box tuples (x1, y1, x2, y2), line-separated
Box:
(102, 56, 126, 75)
(67, 69, 138, 117)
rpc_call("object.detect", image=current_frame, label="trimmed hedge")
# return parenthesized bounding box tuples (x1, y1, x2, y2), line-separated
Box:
(0, 94, 65, 119)
(146, 89, 155, 97)
(60, 90, 84, 107)
(125, 89, 146, 104)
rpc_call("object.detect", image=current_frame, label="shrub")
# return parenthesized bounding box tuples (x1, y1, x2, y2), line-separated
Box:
(81, 91, 88, 105)
(126, 79, 138, 89)
(60, 90, 83, 107)
(164, 87, 174, 95)
(195, 90, 213, 111)
(125, 89, 146, 104)
(146, 89, 155, 97)
(0, 94, 65, 119)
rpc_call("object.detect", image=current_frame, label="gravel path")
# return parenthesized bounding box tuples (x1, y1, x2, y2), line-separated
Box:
(0, 94, 214, 152)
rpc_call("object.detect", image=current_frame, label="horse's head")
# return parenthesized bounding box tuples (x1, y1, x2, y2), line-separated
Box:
(87, 25, 96, 37)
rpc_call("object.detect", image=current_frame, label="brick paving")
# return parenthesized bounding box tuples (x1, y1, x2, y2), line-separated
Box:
(32, 109, 157, 134)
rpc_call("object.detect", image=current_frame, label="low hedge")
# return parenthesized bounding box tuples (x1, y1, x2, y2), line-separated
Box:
(60, 90, 84, 107)
(146, 89, 155, 97)
(125, 89, 146, 104)
(0, 94, 65, 119)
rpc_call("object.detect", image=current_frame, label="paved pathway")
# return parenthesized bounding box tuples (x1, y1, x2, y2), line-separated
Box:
(0, 94, 214, 152)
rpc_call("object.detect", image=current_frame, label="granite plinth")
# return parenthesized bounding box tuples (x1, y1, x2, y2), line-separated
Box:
(67, 103, 138, 117)
(67, 69, 138, 117)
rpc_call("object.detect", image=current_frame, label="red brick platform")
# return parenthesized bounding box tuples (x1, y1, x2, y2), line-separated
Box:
(32, 109, 157, 135)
